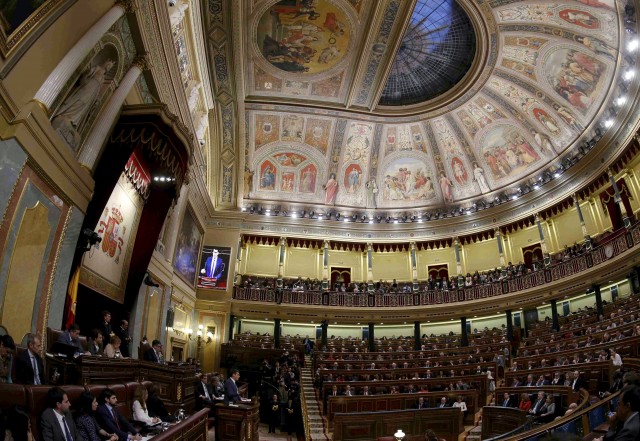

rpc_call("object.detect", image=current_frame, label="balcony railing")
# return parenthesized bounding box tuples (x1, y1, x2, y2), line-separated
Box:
(233, 225, 639, 308)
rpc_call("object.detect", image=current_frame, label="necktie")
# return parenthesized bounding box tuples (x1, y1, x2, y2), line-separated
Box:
(203, 383, 211, 400)
(63, 417, 73, 441)
(111, 408, 120, 430)
(31, 357, 40, 385)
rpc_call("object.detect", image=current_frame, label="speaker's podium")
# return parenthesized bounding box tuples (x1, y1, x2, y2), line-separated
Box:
(214, 399, 260, 440)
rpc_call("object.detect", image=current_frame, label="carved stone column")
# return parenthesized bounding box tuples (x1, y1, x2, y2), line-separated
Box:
(34, 2, 131, 109)
(535, 213, 551, 267)
(79, 56, 149, 170)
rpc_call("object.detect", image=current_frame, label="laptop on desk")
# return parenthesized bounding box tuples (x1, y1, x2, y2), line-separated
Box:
(49, 342, 80, 360)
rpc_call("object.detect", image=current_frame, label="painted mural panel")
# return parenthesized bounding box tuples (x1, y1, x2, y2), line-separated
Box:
(304, 118, 332, 153)
(256, 0, 351, 74)
(173, 208, 203, 287)
(81, 174, 142, 300)
(255, 114, 280, 148)
(481, 124, 541, 181)
(543, 46, 607, 114)
(381, 158, 436, 203)
(299, 164, 317, 193)
(259, 161, 277, 191)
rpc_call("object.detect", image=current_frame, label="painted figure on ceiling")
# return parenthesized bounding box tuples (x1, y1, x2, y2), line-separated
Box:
(366, 178, 378, 209)
(324, 173, 338, 205)
(439, 172, 455, 203)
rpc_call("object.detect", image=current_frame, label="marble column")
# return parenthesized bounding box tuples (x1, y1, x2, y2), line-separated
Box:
(593, 284, 603, 317)
(454, 237, 463, 286)
(274, 319, 281, 349)
(414, 321, 421, 351)
(78, 57, 147, 170)
(368, 323, 375, 353)
(496, 228, 507, 278)
(460, 317, 468, 347)
(234, 236, 243, 287)
(410, 242, 418, 292)
(506, 310, 513, 342)
(322, 240, 329, 291)
(276, 237, 286, 289)
(367, 242, 374, 292)
(608, 168, 632, 228)
(34, 3, 130, 109)
(573, 193, 593, 250)
(321, 321, 328, 348)
(550, 299, 559, 332)
(228, 314, 235, 342)
(535, 213, 551, 267)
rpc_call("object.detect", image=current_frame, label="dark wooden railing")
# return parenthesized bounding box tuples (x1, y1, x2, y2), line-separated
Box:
(233, 226, 639, 308)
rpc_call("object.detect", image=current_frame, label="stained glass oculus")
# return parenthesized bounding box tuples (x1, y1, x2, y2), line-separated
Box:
(380, 0, 477, 106)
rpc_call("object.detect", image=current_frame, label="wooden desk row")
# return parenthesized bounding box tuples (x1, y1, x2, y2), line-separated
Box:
(333, 407, 463, 441)
(327, 389, 479, 424)
(46, 356, 198, 412)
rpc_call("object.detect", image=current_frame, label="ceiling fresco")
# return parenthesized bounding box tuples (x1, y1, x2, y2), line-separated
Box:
(204, 0, 631, 215)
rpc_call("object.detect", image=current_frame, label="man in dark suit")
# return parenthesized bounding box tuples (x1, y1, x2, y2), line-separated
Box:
(96, 388, 141, 441)
(268, 394, 280, 433)
(437, 397, 448, 408)
(40, 387, 83, 441)
(571, 370, 587, 392)
(414, 397, 429, 409)
(56, 323, 86, 355)
(501, 392, 515, 408)
(114, 320, 132, 358)
(195, 373, 215, 410)
(529, 391, 547, 416)
(224, 369, 242, 404)
(143, 340, 163, 363)
(100, 311, 113, 340)
(15, 333, 45, 385)
(603, 385, 640, 441)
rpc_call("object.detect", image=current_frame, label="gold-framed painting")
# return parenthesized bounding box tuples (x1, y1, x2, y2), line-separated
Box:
(173, 206, 203, 287)
(0, 0, 75, 58)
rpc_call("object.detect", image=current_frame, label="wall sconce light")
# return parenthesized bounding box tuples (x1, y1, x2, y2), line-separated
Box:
(394, 429, 405, 441)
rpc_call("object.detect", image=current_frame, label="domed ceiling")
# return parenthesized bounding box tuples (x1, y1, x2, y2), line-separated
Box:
(204, 0, 632, 217)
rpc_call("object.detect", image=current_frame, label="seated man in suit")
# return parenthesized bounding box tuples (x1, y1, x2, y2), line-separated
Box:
(414, 396, 429, 409)
(96, 388, 141, 441)
(56, 323, 89, 355)
(88, 329, 104, 356)
(143, 340, 163, 363)
(596, 385, 640, 441)
(224, 369, 242, 405)
(501, 392, 515, 407)
(15, 333, 45, 385)
(196, 373, 216, 410)
(40, 387, 82, 441)
(529, 391, 547, 416)
(437, 397, 448, 408)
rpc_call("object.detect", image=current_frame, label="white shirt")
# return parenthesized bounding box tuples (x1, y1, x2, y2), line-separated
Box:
(132, 401, 154, 425)
(453, 401, 467, 412)
(54, 410, 72, 441)
(612, 353, 623, 366)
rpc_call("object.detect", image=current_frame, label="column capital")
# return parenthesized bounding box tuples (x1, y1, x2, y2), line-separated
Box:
(453, 236, 460, 246)
(572, 193, 579, 204)
(494, 228, 501, 236)
(115, 0, 137, 13)
(323, 239, 330, 248)
(607, 167, 616, 178)
(534, 212, 541, 222)
(132, 53, 152, 72)
(279, 236, 287, 245)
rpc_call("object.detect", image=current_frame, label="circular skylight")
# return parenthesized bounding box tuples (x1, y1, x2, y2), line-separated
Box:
(380, 0, 477, 106)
